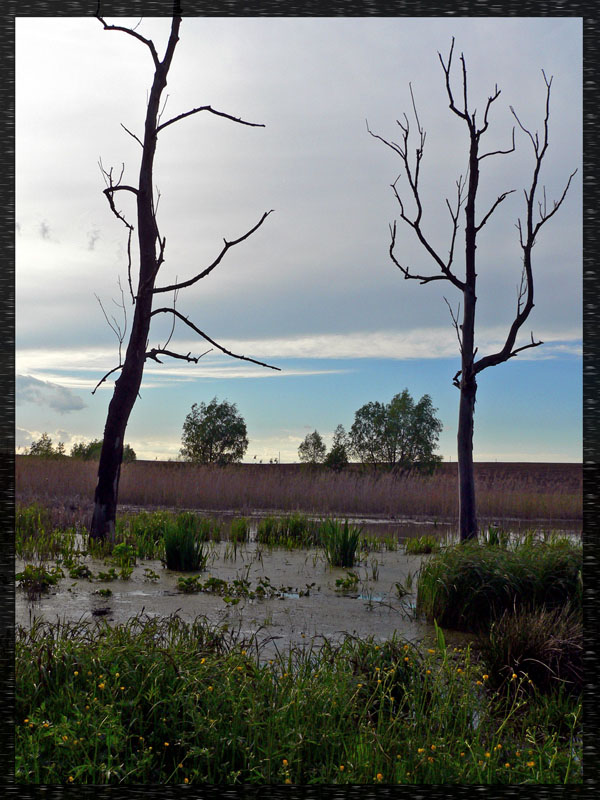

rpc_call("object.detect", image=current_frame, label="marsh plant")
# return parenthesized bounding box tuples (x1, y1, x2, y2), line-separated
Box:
(15, 613, 582, 784)
(321, 519, 362, 568)
(163, 525, 208, 572)
(404, 535, 440, 555)
(16, 563, 64, 599)
(417, 538, 582, 632)
(477, 603, 583, 695)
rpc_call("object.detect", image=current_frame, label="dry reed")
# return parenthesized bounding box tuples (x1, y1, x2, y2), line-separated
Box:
(15, 456, 582, 523)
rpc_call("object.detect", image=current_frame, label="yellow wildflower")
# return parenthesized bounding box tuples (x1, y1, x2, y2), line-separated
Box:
(339, 765, 345, 771)
(376, 773, 383, 782)
(282, 759, 288, 767)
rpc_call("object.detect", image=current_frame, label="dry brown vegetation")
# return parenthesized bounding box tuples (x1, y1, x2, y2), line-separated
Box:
(16, 456, 582, 526)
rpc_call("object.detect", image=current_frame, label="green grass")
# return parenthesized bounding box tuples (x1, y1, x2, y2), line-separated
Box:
(404, 535, 441, 555)
(416, 537, 582, 632)
(163, 523, 208, 572)
(15, 614, 582, 784)
(321, 519, 362, 567)
(255, 513, 320, 548)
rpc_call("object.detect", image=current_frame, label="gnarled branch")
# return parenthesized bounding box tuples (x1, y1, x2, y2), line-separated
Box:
(152, 210, 273, 295)
(156, 104, 265, 134)
(150, 307, 281, 371)
(96, 15, 160, 69)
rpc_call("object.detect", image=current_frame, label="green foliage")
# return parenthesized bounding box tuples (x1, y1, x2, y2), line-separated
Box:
(229, 517, 250, 543)
(180, 398, 248, 465)
(324, 426, 350, 471)
(404, 535, 441, 555)
(15, 614, 581, 783)
(417, 539, 583, 632)
(163, 525, 209, 572)
(28, 433, 66, 458)
(298, 430, 327, 465)
(321, 519, 362, 567)
(256, 514, 319, 547)
(16, 563, 64, 598)
(335, 570, 359, 591)
(349, 389, 442, 472)
(70, 439, 136, 463)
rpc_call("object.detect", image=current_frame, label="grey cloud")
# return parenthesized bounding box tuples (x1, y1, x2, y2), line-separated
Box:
(17, 374, 87, 414)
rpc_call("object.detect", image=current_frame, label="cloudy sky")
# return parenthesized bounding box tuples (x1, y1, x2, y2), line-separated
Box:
(16, 15, 582, 462)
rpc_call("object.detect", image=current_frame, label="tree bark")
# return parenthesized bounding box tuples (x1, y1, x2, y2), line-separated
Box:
(457, 373, 477, 540)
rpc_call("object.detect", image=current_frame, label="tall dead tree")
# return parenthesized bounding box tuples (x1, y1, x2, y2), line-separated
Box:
(90, 14, 279, 541)
(369, 39, 575, 541)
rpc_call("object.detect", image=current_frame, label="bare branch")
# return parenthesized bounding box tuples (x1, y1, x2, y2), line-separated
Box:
(150, 307, 281, 371)
(438, 38, 469, 123)
(444, 295, 463, 354)
(92, 364, 123, 395)
(97, 15, 160, 69)
(156, 105, 266, 134)
(146, 346, 212, 364)
(479, 127, 516, 161)
(152, 210, 273, 295)
(475, 189, 515, 233)
(120, 123, 143, 148)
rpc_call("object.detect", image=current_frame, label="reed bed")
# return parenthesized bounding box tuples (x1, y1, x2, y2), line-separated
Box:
(15, 456, 582, 522)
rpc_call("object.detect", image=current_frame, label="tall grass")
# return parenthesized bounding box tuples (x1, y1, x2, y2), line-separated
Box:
(416, 538, 583, 632)
(16, 457, 582, 521)
(477, 604, 583, 695)
(320, 519, 362, 567)
(15, 614, 582, 784)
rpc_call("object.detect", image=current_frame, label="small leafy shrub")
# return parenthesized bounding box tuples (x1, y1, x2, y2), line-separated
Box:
(163, 525, 208, 571)
(94, 588, 113, 598)
(16, 564, 64, 598)
(477, 603, 583, 695)
(335, 571, 359, 592)
(404, 535, 440, 555)
(321, 519, 362, 567)
(68, 562, 93, 580)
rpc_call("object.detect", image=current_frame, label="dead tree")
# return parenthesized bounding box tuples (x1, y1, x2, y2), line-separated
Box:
(90, 14, 279, 541)
(368, 39, 575, 541)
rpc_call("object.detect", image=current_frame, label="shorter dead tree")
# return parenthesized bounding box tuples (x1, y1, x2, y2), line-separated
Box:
(368, 39, 576, 541)
(90, 14, 279, 541)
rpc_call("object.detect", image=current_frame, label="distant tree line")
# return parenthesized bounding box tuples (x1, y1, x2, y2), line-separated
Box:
(26, 433, 136, 463)
(25, 388, 440, 472)
(298, 389, 443, 473)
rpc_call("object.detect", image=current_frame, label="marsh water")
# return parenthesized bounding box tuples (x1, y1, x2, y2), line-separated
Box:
(16, 513, 582, 659)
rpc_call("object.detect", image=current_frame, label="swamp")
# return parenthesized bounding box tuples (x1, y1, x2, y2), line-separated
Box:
(14, 457, 583, 784)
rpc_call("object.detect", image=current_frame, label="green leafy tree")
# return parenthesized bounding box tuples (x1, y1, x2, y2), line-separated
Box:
(324, 424, 350, 471)
(180, 399, 248, 465)
(28, 433, 65, 458)
(298, 430, 327, 465)
(349, 389, 442, 472)
(71, 439, 136, 463)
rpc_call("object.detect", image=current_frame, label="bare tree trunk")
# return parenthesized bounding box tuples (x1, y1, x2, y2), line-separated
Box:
(89, 16, 277, 541)
(368, 39, 575, 546)
(457, 374, 477, 540)
(90, 18, 180, 540)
